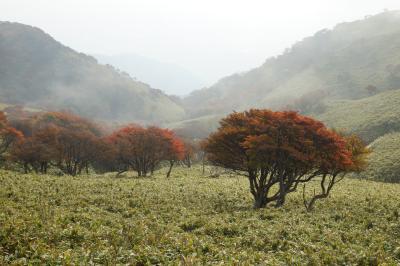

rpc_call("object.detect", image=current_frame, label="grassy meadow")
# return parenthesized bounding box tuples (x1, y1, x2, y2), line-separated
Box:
(1, 167, 400, 265)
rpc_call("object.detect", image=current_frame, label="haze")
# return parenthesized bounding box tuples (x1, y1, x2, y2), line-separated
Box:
(2, 0, 400, 95)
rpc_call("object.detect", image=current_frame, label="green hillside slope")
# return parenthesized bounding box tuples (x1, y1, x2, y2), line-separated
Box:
(318, 89, 400, 143)
(184, 11, 400, 119)
(316, 89, 400, 182)
(166, 114, 222, 139)
(359, 133, 400, 183)
(172, 88, 400, 141)
(0, 22, 185, 124)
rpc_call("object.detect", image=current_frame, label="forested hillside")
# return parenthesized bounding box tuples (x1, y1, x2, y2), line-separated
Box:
(183, 11, 400, 118)
(0, 22, 185, 124)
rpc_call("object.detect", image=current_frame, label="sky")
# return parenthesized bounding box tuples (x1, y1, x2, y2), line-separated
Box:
(2, 0, 400, 93)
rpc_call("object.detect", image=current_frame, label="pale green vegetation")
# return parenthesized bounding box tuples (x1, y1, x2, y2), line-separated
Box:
(1, 167, 399, 265)
(318, 89, 400, 143)
(360, 132, 400, 183)
(167, 114, 222, 138)
(316, 90, 400, 183)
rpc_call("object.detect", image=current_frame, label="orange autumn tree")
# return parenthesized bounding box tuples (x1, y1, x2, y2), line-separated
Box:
(182, 140, 196, 168)
(108, 125, 184, 177)
(203, 109, 368, 209)
(0, 111, 23, 159)
(36, 112, 102, 176)
(161, 129, 185, 177)
(10, 126, 59, 173)
(10, 111, 102, 175)
(302, 133, 370, 211)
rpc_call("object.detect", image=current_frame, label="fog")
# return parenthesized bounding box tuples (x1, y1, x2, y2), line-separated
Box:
(2, 0, 400, 94)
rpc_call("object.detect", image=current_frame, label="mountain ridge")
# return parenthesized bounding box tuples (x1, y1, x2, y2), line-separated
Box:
(0, 21, 185, 124)
(182, 10, 400, 119)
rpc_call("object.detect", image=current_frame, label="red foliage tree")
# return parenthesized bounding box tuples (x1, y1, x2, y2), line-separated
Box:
(91, 137, 122, 174)
(10, 126, 58, 173)
(0, 111, 23, 159)
(162, 130, 185, 177)
(203, 109, 368, 208)
(182, 140, 196, 168)
(108, 125, 184, 177)
(302, 133, 370, 211)
(38, 112, 102, 175)
(9, 111, 102, 175)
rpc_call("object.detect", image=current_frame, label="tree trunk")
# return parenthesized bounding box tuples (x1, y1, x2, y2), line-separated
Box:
(303, 174, 339, 211)
(275, 178, 287, 207)
(305, 194, 328, 211)
(43, 162, 48, 174)
(40, 162, 44, 174)
(23, 163, 29, 174)
(184, 157, 191, 168)
(249, 173, 268, 209)
(166, 160, 174, 178)
(253, 192, 267, 208)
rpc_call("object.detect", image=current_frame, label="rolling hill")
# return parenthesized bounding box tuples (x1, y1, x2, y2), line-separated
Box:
(0, 21, 185, 124)
(183, 11, 400, 119)
(172, 88, 400, 140)
(360, 132, 400, 183)
(318, 89, 400, 143)
(317, 89, 400, 182)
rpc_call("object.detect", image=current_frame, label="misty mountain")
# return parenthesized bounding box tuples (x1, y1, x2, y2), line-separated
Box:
(0, 21, 185, 124)
(94, 54, 206, 96)
(183, 11, 400, 118)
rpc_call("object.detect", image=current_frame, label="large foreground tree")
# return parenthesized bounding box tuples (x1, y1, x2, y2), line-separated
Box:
(203, 109, 368, 209)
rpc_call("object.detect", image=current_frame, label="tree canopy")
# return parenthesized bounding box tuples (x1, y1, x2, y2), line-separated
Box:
(106, 125, 184, 177)
(203, 109, 369, 208)
(0, 111, 23, 159)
